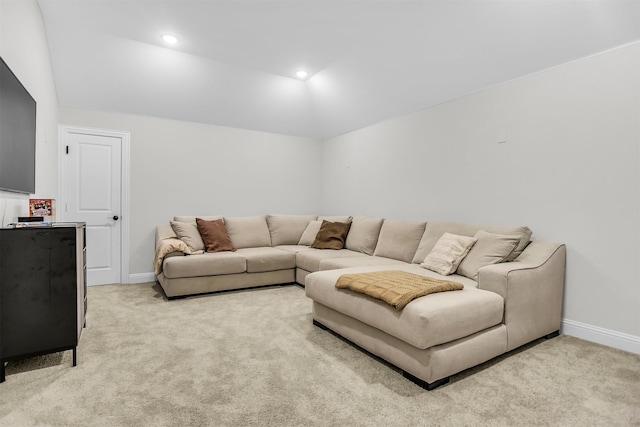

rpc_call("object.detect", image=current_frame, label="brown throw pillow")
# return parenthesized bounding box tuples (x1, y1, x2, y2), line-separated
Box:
(311, 220, 351, 250)
(196, 218, 235, 253)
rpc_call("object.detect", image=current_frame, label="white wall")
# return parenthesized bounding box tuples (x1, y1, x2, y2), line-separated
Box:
(320, 43, 640, 350)
(58, 108, 322, 277)
(0, 0, 59, 222)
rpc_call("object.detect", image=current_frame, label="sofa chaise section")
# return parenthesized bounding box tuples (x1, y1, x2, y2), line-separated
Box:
(305, 239, 566, 389)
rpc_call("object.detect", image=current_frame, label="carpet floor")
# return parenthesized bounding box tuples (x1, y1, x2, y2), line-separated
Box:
(0, 282, 638, 426)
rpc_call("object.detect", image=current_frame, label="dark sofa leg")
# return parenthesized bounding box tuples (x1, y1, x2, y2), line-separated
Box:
(167, 295, 188, 301)
(545, 330, 560, 339)
(403, 371, 450, 390)
(313, 319, 329, 330)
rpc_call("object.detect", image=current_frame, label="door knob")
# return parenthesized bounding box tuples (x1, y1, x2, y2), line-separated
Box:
(113, 215, 119, 221)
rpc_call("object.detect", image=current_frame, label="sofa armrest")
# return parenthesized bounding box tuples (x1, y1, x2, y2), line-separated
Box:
(156, 223, 178, 248)
(478, 240, 566, 351)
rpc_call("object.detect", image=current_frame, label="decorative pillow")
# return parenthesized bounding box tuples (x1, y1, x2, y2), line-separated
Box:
(298, 220, 322, 246)
(196, 218, 235, 253)
(420, 233, 477, 276)
(170, 220, 205, 252)
(311, 221, 351, 250)
(456, 230, 520, 280)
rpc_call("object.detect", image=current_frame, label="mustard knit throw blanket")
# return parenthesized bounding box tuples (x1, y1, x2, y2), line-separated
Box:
(335, 270, 464, 310)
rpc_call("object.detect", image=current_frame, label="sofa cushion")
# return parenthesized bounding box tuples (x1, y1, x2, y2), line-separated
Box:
(345, 216, 384, 255)
(162, 252, 246, 279)
(274, 245, 315, 254)
(373, 219, 426, 263)
(196, 218, 235, 253)
(411, 221, 532, 264)
(319, 256, 408, 271)
(456, 231, 520, 281)
(266, 214, 317, 246)
(235, 247, 296, 273)
(298, 220, 322, 246)
(170, 220, 205, 252)
(311, 221, 351, 250)
(305, 265, 503, 349)
(420, 233, 477, 275)
(173, 215, 223, 223)
(224, 215, 272, 249)
(296, 249, 368, 273)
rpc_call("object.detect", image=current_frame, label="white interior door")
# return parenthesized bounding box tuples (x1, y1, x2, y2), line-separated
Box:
(65, 131, 122, 285)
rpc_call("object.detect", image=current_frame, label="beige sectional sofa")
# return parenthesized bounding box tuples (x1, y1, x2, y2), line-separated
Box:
(154, 214, 566, 389)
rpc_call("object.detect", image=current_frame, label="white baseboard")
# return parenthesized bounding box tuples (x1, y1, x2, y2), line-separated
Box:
(127, 272, 156, 284)
(562, 318, 640, 355)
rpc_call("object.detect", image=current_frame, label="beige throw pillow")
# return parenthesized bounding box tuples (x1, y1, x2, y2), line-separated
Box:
(456, 230, 520, 281)
(170, 220, 205, 252)
(420, 233, 478, 276)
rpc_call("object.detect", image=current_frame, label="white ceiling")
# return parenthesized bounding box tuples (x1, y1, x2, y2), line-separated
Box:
(37, 0, 640, 140)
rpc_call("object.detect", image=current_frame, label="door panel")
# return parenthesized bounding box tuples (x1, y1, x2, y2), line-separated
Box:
(66, 132, 121, 285)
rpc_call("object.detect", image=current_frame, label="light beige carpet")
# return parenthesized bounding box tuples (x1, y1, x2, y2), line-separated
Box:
(1, 283, 638, 426)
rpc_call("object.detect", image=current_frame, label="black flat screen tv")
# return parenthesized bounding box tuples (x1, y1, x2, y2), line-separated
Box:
(0, 56, 36, 194)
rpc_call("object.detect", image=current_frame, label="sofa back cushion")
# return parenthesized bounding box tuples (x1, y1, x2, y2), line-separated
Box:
(266, 214, 317, 246)
(411, 221, 532, 264)
(224, 215, 272, 249)
(345, 216, 384, 255)
(372, 219, 426, 263)
(456, 231, 521, 280)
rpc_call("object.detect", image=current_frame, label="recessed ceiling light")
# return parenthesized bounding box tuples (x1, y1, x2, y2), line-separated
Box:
(162, 34, 178, 45)
(296, 70, 308, 79)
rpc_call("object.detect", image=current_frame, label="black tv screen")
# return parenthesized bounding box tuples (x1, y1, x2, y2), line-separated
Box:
(0, 57, 36, 194)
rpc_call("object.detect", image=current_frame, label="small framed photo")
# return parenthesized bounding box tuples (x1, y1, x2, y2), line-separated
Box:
(29, 199, 55, 218)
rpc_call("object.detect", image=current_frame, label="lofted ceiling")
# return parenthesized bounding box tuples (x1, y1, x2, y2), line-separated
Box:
(37, 0, 640, 140)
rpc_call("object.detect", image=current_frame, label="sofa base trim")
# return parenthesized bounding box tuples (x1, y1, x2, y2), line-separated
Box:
(312, 319, 328, 330)
(402, 371, 450, 391)
(545, 330, 560, 340)
(164, 282, 297, 300)
(158, 269, 296, 298)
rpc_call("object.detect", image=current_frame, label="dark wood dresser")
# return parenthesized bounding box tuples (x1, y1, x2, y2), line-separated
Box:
(0, 222, 86, 382)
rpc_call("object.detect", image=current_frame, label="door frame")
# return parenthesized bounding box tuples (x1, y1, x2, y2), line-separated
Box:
(58, 125, 131, 285)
